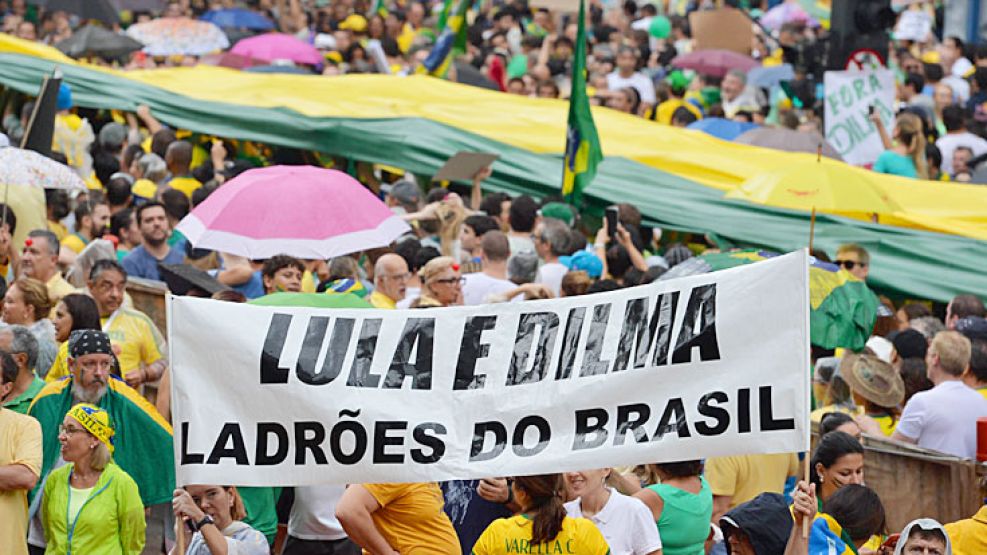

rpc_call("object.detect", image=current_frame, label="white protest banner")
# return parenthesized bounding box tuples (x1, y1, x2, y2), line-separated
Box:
(894, 10, 933, 42)
(170, 251, 810, 486)
(824, 69, 895, 166)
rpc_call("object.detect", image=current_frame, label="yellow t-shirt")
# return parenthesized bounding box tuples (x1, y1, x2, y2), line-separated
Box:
(363, 482, 460, 554)
(978, 387, 987, 402)
(0, 408, 42, 555)
(301, 270, 316, 294)
(705, 453, 800, 508)
(869, 414, 897, 436)
(45, 341, 70, 383)
(167, 176, 203, 199)
(654, 98, 703, 125)
(102, 308, 166, 376)
(61, 233, 88, 255)
(48, 220, 69, 242)
(45, 274, 78, 313)
(369, 291, 397, 309)
(472, 514, 611, 555)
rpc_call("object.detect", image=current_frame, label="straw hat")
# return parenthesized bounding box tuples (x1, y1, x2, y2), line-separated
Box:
(839, 353, 905, 408)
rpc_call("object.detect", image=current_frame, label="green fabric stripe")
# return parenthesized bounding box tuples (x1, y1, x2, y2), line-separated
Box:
(1, 53, 985, 302)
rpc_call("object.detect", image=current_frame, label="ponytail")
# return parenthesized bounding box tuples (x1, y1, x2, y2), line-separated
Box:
(514, 474, 567, 546)
(897, 112, 929, 179)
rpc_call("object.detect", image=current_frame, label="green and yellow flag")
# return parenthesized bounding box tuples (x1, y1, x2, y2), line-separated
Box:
(562, 0, 602, 203)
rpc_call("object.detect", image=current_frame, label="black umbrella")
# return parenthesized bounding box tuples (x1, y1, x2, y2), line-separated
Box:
(34, 0, 119, 24)
(55, 25, 142, 59)
(453, 60, 499, 90)
(110, 0, 167, 11)
(159, 264, 229, 297)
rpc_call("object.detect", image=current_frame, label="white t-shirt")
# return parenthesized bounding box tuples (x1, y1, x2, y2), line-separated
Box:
(565, 489, 661, 555)
(606, 71, 657, 105)
(935, 131, 987, 174)
(288, 485, 349, 541)
(895, 380, 987, 459)
(396, 287, 420, 309)
(508, 234, 535, 256)
(462, 272, 516, 306)
(535, 262, 568, 297)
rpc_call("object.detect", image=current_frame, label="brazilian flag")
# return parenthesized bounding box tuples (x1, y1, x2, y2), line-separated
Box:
(27, 375, 175, 506)
(419, 0, 470, 77)
(662, 249, 879, 351)
(562, 0, 602, 203)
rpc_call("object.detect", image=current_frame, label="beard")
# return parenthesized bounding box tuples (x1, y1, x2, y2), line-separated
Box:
(72, 382, 107, 404)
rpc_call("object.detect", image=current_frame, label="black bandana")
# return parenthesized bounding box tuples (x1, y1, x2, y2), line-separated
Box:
(69, 330, 113, 359)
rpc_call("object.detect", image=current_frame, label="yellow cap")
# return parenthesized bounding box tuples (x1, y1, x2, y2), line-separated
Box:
(339, 14, 368, 33)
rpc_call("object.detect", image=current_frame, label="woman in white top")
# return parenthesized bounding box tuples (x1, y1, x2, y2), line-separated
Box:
(172, 485, 268, 555)
(563, 468, 663, 555)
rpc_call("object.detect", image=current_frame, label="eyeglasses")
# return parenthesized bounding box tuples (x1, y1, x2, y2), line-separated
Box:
(834, 260, 866, 270)
(381, 272, 411, 281)
(434, 277, 465, 286)
(59, 425, 86, 436)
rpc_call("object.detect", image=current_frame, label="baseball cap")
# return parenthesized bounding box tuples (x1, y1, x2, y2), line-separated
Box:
(956, 316, 987, 341)
(381, 179, 421, 207)
(98, 123, 127, 150)
(339, 14, 368, 33)
(538, 202, 576, 227)
(560, 250, 603, 278)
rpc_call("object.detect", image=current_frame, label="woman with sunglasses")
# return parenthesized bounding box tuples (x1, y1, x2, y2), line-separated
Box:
(41, 403, 145, 554)
(410, 256, 463, 308)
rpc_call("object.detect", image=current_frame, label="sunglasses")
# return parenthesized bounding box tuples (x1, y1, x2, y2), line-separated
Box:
(834, 260, 866, 270)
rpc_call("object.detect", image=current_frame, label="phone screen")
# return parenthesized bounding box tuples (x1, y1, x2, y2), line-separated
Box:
(605, 207, 618, 242)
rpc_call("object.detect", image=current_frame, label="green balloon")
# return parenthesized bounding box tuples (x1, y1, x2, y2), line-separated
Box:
(649, 15, 671, 39)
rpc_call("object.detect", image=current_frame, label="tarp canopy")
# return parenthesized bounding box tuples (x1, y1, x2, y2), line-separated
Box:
(1, 34, 984, 302)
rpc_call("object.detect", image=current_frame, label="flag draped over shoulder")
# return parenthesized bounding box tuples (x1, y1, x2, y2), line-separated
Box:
(419, 0, 470, 77)
(28, 375, 175, 506)
(562, 0, 602, 203)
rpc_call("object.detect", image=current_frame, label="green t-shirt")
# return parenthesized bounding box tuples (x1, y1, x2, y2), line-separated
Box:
(238, 486, 281, 545)
(2, 375, 45, 414)
(872, 151, 918, 178)
(646, 477, 713, 555)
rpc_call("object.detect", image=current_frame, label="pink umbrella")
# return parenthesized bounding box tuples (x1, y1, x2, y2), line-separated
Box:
(230, 33, 322, 66)
(176, 166, 411, 259)
(671, 49, 759, 78)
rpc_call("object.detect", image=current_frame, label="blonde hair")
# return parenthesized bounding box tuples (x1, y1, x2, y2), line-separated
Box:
(419, 256, 458, 283)
(895, 112, 928, 179)
(13, 277, 51, 321)
(930, 331, 971, 376)
(226, 486, 247, 520)
(90, 442, 112, 471)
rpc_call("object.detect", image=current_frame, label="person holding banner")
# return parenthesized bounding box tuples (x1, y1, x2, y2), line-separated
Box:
(40, 403, 146, 555)
(171, 485, 269, 555)
(563, 468, 662, 555)
(472, 474, 610, 555)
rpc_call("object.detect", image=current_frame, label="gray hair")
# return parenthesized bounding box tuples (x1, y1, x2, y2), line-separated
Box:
(726, 69, 747, 84)
(0, 325, 38, 371)
(508, 252, 539, 285)
(27, 229, 60, 256)
(137, 153, 168, 183)
(539, 218, 570, 257)
(910, 316, 946, 342)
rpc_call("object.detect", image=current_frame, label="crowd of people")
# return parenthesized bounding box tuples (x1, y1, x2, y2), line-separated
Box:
(1, 0, 987, 555)
(0, 108, 986, 554)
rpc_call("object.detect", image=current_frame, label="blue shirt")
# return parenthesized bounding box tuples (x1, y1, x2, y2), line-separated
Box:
(872, 150, 918, 178)
(121, 245, 186, 282)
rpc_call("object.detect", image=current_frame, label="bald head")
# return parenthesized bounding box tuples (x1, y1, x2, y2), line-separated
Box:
(374, 253, 409, 303)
